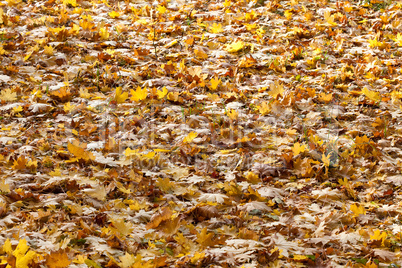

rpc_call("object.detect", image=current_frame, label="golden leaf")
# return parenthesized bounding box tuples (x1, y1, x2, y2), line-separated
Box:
(209, 77, 221, 90)
(268, 81, 284, 99)
(194, 49, 208, 60)
(196, 227, 214, 248)
(292, 142, 307, 156)
(130, 86, 147, 102)
(108, 11, 120, 18)
(157, 5, 166, 14)
(227, 109, 238, 121)
(110, 218, 133, 237)
(44, 45, 54, 56)
(114, 87, 128, 104)
(183, 131, 198, 144)
(146, 207, 173, 229)
(209, 23, 223, 34)
(67, 140, 95, 161)
(0, 88, 17, 102)
(99, 27, 109, 40)
(156, 87, 168, 99)
(350, 203, 365, 217)
(13, 239, 37, 268)
(362, 87, 380, 102)
(225, 41, 244, 53)
(46, 250, 71, 268)
(12, 156, 28, 170)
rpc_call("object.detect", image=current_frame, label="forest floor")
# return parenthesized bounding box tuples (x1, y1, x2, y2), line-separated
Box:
(0, 0, 402, 267)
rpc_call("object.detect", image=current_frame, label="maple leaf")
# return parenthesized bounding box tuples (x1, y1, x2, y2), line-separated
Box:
(114, 87, 128, 103)
(44, 45, 54, 56)
(194, 49, 208, 60)
(5, 239, 38, 268)
(108, 11, 120, 18)
(268, 81, 285, 99)
(46, 250, 71, 268)
(209, 23, 223, 34)
(227, 109, 238, 121)
(256, 101, 271, 115)
(362, 87, 381, 102)
(393, 33, 402, 46)
(245, 172, 260, 184)
(110, 218, 133, 237)
(324, 11, 337, 26)
(67, 140, 95, 162)
(156, 87, 168, 99)
(63, 0, 77, 7)
(370, 229, 387, 246)
(318, 92, 333, 103)
(130, 86, 147, 102)
(197, 227, 215, 248)
(183, 131, 198, 143)
(209, 77, 221, 90)
(157, 5, 166, 14)
(0, 88, 17, 102)
(49, 87, 72, 102)
(350, 203, 365, 217)
(99, 27, 109, 40)
(292, 142, 307, 156)
(225, 41, 245, 53)
(146, 207, 173, 229)
(12, 155, 28, 170)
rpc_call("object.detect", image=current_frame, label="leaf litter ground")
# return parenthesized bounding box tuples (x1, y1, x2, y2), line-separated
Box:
(0, 0, 402, 267)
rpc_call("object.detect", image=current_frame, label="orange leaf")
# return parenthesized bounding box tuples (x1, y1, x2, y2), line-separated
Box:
(46, 251, 71, 268)
(146, 207, 173, 229)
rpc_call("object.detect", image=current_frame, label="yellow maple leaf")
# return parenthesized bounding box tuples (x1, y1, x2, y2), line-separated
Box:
(110, 218, 133, 237)
(44, 45, 54, 56)
(324, 11, 337, 26)
(197, 227, 214, 248)
(0, 45, 7, 55)
(370, 229, 387, 245)
(225, 40, 245, 53)
(350, 203, 365, 217)
(108, 11, 120, 18)
(393, 33, 402, 46)
(13, 239, 37, 268)
(292, 142, 307, 156)
(124, 147, 139, 157)
(368, 37, 384, 49)
(183, 131, 198, 143)
(256, 101, 271, 115)
(0, 179, 10, 193)
(318, 92, 333, 103)
(268, 81, 284, 99)
(157, 5, 166, 14)
(209, 23, 223, 34)
(115, 87, 128, 104)
(67, 140, 95, 161)
(284, 10, 293, 20)
(0, 88, 17, 102)
(156, 87, 168, 99)
(293, 254, 308, 260)
(321, 153, 331, 167)
(209, 77, 221, 90)
(63, 0, 77, 7)
(194, 49, 208, 60)
(191, 252, 205, 264)
(227, 109, 238, 120)
(362, 87, 380, 102)
(12, 155, 28, 170)
(46, 251, 71, 268)
(99, 27, 109, 40)
(245, 172, 260, 184)
(130, 86, 147, 102)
